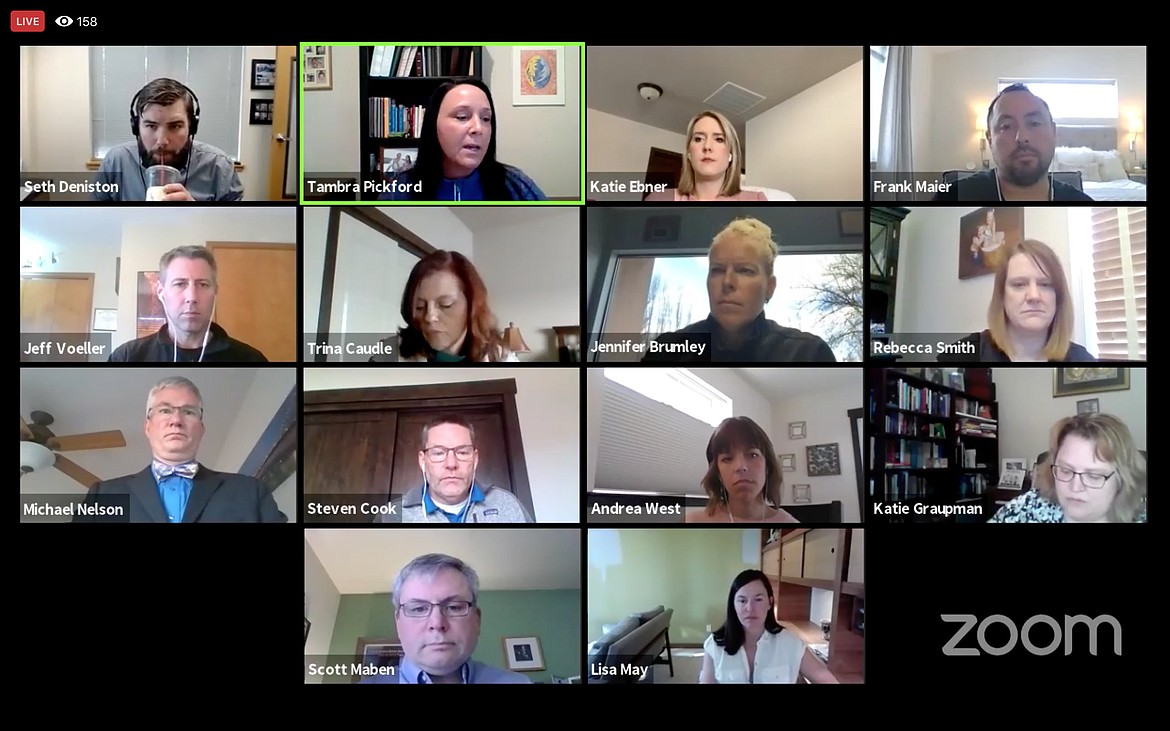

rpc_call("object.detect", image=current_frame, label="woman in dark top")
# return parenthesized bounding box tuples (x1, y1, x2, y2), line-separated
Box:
(938, 239, 1095, 362)
(378, 79, 545, 201)
(641, 217, 836, 363)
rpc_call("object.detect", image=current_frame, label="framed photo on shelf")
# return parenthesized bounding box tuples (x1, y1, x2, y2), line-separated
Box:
(380, 147, 419, 177)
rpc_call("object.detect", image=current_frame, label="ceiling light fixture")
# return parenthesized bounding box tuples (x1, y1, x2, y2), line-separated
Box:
(21, 441, 55, 476)
(638, 83, 663, 101)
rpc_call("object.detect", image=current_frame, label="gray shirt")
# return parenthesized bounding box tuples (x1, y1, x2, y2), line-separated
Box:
(92, 140, 244, 201)
(376, 483, 534, 523)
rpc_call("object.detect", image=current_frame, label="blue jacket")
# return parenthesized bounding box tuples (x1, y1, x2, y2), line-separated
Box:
(379, 165, 546, 201)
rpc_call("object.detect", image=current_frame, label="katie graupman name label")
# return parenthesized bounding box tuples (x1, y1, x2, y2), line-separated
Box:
(306, 663, 396, 678)
(23, 502, 125, 518)
(873, 502, 983, 517)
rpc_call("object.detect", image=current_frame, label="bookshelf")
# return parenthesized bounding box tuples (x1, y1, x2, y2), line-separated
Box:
(868, 368, 999, 523)
(357, 45, 484, 199)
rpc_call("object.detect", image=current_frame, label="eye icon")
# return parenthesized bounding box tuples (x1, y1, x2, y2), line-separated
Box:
(55, 15, 74, 26)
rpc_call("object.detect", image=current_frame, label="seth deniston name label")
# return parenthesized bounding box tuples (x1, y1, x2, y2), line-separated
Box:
(24, 180, 120, 195)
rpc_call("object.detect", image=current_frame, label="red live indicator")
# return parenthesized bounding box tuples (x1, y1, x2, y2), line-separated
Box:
(11, 10, 45, 31)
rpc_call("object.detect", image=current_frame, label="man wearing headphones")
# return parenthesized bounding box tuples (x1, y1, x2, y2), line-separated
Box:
(92, 78, 244, 202)
(108, 246, 267, 362)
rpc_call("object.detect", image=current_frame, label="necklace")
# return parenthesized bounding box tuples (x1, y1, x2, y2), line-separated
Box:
(727, 500, 766, 523)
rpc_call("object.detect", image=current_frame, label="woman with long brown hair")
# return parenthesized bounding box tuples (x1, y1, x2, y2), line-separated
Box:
(686, 416, 799, 523)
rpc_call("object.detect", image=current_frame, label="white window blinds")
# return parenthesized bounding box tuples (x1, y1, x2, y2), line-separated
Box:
(90, 46, 244, 160)
(1089, 207, 1146, 360)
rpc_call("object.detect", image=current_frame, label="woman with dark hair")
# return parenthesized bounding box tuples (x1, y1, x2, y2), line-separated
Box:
(379, 79, 546, 201)
(686, 416, 799, 523)
(700, 569, 837, 684)
(371, 250, 517, 362)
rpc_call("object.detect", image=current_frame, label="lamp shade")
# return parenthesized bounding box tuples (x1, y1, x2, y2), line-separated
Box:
(503, 323, 531, 353)
(21, 441, 55, 472)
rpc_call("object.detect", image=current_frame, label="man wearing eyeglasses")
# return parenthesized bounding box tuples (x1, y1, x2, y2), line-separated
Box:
(378, 415, 532, 523)
(73, 376, 287, 523)
(362, 553, 531, 684)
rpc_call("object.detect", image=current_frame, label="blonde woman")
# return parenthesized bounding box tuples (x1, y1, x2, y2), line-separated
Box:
(644, 111, 767, 202)
(642, 217, 836, 362)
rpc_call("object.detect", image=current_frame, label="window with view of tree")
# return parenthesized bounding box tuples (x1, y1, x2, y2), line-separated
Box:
(90, 46, 245, 161)
(612, 252, 863, 362)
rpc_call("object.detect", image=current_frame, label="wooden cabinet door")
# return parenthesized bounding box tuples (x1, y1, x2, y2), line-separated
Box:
(304, 410, 397, 521)
(780, 536, 805, 579)
(803, 530, 840, 581)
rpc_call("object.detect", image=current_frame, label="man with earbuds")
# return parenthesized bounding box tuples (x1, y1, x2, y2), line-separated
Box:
(92, 77, 244, 202)
(108, 246, 267, 362)
(376, 415, 533, 523)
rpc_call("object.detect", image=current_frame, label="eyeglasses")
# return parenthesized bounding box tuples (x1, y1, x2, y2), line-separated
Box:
(149, 405, 203, 420)
(1051, 464, 1115, 490)
(398, 600, 474, 619)
(423, 445, 475, 463)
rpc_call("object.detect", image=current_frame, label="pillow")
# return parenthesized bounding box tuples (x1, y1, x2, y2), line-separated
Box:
(1057, 160, 1101, 183)
(1095, 151, 1129, 181)
(1054, 146, 1097, 166)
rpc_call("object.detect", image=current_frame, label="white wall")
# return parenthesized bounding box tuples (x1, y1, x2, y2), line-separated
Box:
(746, 61, 863, 200)
(896, 206, 1091, 347)
(303, 46, 582, 199)
(303, 368, 579, 522)
(19, 226, 121, 317)
(993, 368, 1147, 465)
(303, 208, 329, 335)
(921, 46, 1147, 170)
(304, 539, 342, 683)
(586, 108, 686, 175)
(116, 208, 298, 348)
(215, 369, 298, 521)
(770, 377, 863, 522)
(20, 45, 281, 200)
(471, 210, 580, 361)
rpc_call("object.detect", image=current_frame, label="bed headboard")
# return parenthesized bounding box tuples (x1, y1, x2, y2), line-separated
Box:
(1057, 124, 1120, 152)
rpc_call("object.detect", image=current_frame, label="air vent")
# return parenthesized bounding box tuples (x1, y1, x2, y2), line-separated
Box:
(703, 82, 766, 116)
(644, 215, 681, 242)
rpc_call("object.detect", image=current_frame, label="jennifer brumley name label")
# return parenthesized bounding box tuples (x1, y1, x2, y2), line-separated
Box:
(306, 663, 396, 677)
(591, 340, 706, 355)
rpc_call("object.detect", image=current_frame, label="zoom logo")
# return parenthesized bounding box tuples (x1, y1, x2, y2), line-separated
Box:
(55, 15, 72, 26)
(941, 614, 1122, 656)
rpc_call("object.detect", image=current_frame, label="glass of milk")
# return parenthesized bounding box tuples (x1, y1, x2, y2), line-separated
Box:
(145, 165, 181, 200)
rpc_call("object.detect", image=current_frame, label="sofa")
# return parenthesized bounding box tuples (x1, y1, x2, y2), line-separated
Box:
(587, 606, 674, 683)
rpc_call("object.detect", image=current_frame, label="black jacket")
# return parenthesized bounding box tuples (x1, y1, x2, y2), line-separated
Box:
(108, 323, 267, 363)
(641, 313, 836, 363)
(936, 330, 1096, 362)
(74, 464, 287, 523)
(932, 169, 1094, 202)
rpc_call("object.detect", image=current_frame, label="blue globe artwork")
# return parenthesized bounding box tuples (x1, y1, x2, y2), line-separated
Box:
(524, 54, 553, 90)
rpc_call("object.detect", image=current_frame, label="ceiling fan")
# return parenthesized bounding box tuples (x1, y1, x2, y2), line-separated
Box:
(20, 411, 126, 489)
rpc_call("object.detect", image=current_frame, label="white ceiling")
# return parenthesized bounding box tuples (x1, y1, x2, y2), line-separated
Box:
(594, 368, 861, 496)
(587, 46, 862, 138)
(305, 529, 582, 594)
(20, 367, 263, 495)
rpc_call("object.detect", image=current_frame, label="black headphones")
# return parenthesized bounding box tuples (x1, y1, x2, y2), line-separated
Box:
(130, 78, 201, 137)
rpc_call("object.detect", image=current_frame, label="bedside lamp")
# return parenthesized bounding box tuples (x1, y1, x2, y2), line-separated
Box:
(503, 323, 530, 355)
(1127, 116, 1143, 171)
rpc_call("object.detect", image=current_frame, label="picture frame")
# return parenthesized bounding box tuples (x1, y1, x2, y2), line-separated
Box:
(792, 484, 811, 503)
(1077, 398, 1100, 415)
(512, 46, 564, 106)
(779, 453, 796, 472)
(135, 271, 164, 339)
(304, 46, 333, 90)
(92, 308, 117, 332)
(1054, 368, 1129, 397)
(380, 147, 418, 177)
(251, 59, 276, 90)
(249, 99, 274, 125)
(502, 636, 545, 672)
(1001, 457, 1027, 474)
(353, 638, 404, 683)
(958, 207, 1024, 280)
(238, 386, 298, 494)
(788, 421, 806, 440)
(806, 443, 841, 477)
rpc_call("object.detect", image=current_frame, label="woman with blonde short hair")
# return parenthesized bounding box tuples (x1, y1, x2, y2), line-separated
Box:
(644, 111, 767, 202)
(988, 413, 1146, 523)
(643, 217, 836, 362)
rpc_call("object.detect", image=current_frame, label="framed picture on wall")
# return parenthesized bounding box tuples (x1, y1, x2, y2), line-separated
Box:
(502, 636, 545, 672)
(958, 207, 1024, 280)
(1053, 368, 1130, 396)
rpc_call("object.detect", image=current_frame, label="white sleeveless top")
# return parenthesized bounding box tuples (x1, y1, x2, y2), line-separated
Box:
(703, 630, 805, 684)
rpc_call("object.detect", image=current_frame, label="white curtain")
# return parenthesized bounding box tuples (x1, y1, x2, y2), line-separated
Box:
(877, 46, 914, 177)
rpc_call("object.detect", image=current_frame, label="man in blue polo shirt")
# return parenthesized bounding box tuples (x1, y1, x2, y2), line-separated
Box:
(380, 415, 532, 523)
(363, 553, 531, 684)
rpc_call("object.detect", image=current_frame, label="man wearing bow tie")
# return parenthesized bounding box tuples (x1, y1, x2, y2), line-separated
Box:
(74, 376, 287, 523)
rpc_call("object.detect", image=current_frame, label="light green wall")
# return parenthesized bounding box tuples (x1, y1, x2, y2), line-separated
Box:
(587, 529, 759, 644)
(327, 589, 581, 684)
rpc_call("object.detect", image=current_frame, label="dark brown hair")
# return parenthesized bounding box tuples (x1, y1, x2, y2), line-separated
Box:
(397, 250, 505, 361)
(701, 417, 783, 516)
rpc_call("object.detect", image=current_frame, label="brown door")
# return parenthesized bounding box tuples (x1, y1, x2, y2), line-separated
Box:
(644, 147, 682, 199)
(268, 45, 297, 201)
(207, 242, 297, 362)
(303, 410, 398, 522)
(21, 273, 94, 362)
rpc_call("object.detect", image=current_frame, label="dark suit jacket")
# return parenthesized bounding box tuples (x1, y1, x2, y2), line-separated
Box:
(74, 464, 288, 523)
